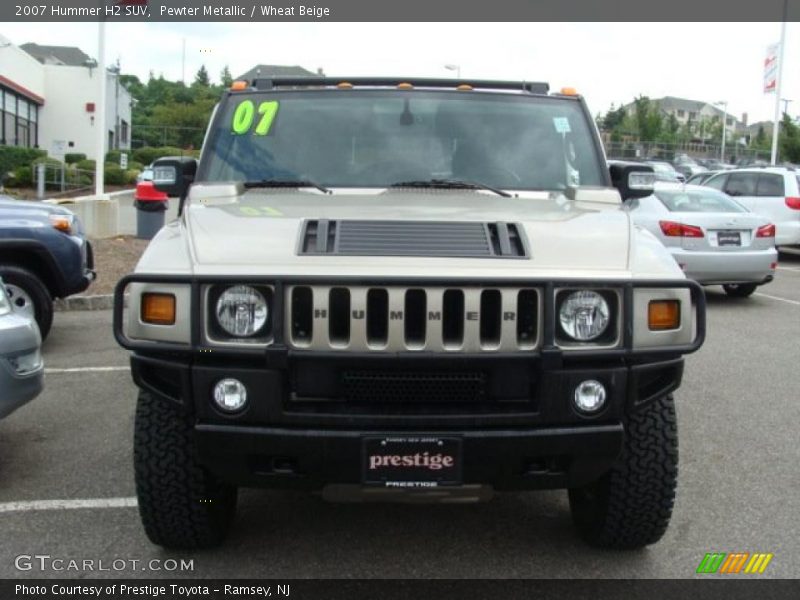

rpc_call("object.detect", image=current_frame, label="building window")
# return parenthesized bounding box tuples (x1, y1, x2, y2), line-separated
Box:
(726, 117, 733, 126)
(677, 109, 685, 118)
(121, 119, 129, 144)
(1, 85, 40, 148)
(689, 111, 697, 120)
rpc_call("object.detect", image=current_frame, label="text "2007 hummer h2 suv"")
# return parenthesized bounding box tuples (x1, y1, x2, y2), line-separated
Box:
(114, 77, 705, 550)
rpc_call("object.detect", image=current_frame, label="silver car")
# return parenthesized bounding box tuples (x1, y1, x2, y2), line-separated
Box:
(625, 184, 777, 297)
(0, 277, 44, 418)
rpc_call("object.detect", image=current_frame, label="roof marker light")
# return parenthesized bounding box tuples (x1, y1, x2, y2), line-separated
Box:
(337, 81, 353, 89)
(559, 87, 579, 96)
(230, 80, 249, 91)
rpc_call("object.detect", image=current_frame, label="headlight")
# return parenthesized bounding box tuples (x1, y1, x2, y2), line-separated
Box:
(558, 290, 610, 341)
(215, 285, 269, 337)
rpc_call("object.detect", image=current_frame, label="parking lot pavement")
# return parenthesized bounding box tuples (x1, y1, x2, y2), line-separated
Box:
(1, 262, 799, 580)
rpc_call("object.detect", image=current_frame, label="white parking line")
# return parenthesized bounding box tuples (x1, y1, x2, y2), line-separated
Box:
(44, 366, 129, 374)
(0, 497, 137, 514)
(754, 292, 800, 306)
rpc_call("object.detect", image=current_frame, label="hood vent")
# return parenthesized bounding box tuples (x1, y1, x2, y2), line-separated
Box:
(299, 220, 528, 258)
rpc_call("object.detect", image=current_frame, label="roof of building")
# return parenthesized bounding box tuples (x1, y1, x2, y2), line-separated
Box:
(236, 64, 319, 81)
(20, 43, 93, 66)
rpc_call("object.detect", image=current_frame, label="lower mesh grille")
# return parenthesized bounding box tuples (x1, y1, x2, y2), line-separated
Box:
(340, 370, 487, 403)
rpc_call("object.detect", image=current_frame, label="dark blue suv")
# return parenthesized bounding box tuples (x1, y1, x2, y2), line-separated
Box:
(0, 196, 95, 340)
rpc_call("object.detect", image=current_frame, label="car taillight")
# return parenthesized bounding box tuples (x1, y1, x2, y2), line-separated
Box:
(756, 223, 776, 238)
(785, 197, 800, 210)
(659, 220, 704, 237)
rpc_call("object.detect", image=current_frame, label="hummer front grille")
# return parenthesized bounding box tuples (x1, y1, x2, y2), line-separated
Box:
(286, 285, 539, 352)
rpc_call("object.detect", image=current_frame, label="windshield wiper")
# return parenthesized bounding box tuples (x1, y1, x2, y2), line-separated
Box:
(389, 178, 511, 198)
(244, 179, 330, 195)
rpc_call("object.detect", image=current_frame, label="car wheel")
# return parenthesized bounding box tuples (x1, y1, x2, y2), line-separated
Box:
(134, 391, 238, 549)
(0, 264, 54, 340)
(568, 394, 678, 549)
(722, 283, 757, 298)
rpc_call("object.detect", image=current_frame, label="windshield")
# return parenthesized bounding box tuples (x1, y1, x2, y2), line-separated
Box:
(198, 90, 605, 190)
(656, 188, 747, 213)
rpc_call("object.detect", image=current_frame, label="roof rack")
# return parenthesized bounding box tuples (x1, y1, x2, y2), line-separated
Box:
(249, 77, 550, 94)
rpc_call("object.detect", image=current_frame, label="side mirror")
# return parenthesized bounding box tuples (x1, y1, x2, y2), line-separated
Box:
(609, 161, 655, 201)
(152, 156, 197, 198)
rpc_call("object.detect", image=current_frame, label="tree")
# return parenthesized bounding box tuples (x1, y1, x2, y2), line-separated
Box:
(194, 65, 210, 87)
(778, 113, 800, 163)
(632, 96, 663, 141)
(220, 65, 233, 88)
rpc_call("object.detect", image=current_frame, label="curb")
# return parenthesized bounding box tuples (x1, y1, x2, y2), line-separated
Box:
(54, 294, 116, 312)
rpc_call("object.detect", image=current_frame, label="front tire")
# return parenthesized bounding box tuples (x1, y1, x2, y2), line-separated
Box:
(568, 394, 678, 549)
(134, 391, 238, 549)
(722, 283, 757, 298)
(0, 264, 53, 340)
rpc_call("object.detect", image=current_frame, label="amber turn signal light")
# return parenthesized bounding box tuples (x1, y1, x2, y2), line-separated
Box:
(648, 300, 680, 331)
(141, 293, 176, 325)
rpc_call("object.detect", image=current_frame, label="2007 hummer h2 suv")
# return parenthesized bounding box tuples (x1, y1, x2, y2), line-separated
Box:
(114, 77, 705, 550)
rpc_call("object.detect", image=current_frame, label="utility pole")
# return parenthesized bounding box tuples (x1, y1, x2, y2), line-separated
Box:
(94, 21, 106, 196)
(770, 0, 788, 165)
(181, 38, 186, 85)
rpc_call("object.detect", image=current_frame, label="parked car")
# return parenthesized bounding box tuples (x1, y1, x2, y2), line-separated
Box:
(672, 155, 708, 179)
(0, 196, 95, 339)
(685, 171, 720, 185)
(624, 183, 777, 297)
(0, 276, 44, 418)
(699, 167, 800, 246)
(137, 165, 154, 184)
(645, 160, 685, 182)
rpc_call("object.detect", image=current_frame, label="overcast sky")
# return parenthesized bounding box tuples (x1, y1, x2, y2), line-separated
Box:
(3, 22, 799, 125)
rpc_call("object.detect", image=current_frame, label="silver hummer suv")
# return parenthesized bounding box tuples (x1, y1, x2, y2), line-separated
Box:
(114, 77, 705, 550)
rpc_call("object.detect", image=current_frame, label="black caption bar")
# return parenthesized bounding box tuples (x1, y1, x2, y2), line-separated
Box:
(3, 580, 800, 600)
(3, 0, 800, 22)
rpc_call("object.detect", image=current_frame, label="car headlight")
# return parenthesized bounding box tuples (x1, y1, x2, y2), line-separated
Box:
(215, 285, 269, 337)
(558, 290, 610, 341)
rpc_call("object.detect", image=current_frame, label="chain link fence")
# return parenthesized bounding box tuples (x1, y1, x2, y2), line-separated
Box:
(603, 140, 771, 164)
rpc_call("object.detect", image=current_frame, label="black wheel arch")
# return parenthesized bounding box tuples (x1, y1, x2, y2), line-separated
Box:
(0, 239, 68, 298)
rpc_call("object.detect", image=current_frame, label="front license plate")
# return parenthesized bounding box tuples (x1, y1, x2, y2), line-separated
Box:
(717, 231, 741, 246)
(363, 436, 462, 488)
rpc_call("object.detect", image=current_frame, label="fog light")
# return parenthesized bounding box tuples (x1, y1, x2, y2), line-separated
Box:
(574, 380, 606, 414)
(213, 378, 247, 413)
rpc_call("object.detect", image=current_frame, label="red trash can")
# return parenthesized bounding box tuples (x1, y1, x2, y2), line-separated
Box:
(134, 181, 168, 240)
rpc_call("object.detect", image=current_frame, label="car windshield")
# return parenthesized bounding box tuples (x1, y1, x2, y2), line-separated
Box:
(656, 188, 747, 213)
(198, 90, 605, 191)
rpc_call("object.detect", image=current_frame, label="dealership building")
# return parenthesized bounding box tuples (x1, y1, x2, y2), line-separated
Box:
(0, 34, 132, 160)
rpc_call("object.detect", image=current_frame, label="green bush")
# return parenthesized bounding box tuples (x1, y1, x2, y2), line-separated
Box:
(6, 165, 33, 187)
(128, 160, 144, 171)
(132, 146, 186, 166)
(0, 146, 46, 182)
(64, 153, 87, 164)
(124, 169, 139, 185)
(75, 159, 96, 171)
(104, 166, 126, 185)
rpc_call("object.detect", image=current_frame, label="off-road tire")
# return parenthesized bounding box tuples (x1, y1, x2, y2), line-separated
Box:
(134, 391, 237, 549)
(568, 394, 678, 549)
(0, 264, 53, 340)
(722, 283, 757, 298)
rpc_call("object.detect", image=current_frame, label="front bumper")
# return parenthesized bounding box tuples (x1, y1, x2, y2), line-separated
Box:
(669, 247, 777, 285)
(0, 313, 44, 419)
(132, 351, 685, 491)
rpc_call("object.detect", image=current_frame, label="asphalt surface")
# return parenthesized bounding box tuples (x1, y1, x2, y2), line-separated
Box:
(1, 254, 799, 579)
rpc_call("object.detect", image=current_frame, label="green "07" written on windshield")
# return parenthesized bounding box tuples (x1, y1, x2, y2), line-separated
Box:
(230, 100, 279, 135)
